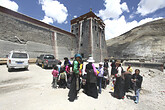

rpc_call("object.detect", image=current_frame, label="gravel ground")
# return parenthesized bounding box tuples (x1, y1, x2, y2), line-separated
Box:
(0, 64, 165, 110)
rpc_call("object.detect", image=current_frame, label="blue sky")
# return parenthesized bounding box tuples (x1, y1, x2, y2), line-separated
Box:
(0, 0, 165, 40)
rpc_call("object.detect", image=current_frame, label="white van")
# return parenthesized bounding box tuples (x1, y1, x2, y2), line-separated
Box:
(7, 51, 29, 72)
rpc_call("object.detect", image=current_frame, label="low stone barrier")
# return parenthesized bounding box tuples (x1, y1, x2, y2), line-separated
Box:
(0, 58, 7, 64)
(123, 61, 164, 72)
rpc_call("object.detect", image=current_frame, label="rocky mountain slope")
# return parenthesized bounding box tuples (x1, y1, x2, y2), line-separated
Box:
(106, 18, 165, 62)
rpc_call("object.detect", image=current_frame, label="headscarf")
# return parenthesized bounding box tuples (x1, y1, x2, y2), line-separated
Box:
(74, 54, 82, 59)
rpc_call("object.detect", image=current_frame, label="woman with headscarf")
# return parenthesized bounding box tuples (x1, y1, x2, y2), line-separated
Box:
(68, 54, 82, 102)
(85, 57, 98, 98)
(114, 60, 125, 99)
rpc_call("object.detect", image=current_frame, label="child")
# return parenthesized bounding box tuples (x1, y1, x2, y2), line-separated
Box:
(52, 66, 59, 88)
(57, 61, 62, 73)
(131, 69, 143, 104)
(58, 67, 67, 88)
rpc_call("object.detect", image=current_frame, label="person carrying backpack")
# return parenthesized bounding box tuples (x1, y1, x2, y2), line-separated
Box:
(58, 67, 67, 88)
(85, 57, 98, 98)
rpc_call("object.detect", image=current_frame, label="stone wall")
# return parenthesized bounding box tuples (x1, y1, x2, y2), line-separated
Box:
(71, 17, 107, 62)
(0, 9, 77, 60)
(124, 61, 163, 72)
(0, 40, 54, 58)
(71, 19, 91, 58)
(0, 13, 53, 45)
(80, 19, 90, 58)
(92, 20, 101, 62)
(56, 32, 77, 59)
(92, 19, 107, 62)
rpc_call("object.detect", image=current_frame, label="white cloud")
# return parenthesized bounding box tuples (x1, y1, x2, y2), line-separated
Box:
(64, 21, 68, 24)
(137, 0, 165, 16)
(0, 0, 18, 11)
(121, 2, 129, 12)
(39, 0, 68, 24)
(105, 16, 162, 40)
(97, 0, 129, 20)
(74, 15, 77, 18)
(129, 14, 134, 19)
(41, 16, 53, 24)
(96, 0, 163, 40)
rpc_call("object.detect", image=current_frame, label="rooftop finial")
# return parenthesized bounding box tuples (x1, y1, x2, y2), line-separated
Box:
(90, 8, 92, 12)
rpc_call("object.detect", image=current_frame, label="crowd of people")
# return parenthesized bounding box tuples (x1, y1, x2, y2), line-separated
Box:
(51, 54, 143, 104)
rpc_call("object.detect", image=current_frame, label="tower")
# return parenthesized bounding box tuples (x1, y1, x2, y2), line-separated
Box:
(71, 11, 107, 62)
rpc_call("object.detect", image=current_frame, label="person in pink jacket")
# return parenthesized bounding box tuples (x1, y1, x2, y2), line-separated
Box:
(52, 66, 59, 88)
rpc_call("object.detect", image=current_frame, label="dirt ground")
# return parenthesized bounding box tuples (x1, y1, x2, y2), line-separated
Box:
(0, 64, 165, 110)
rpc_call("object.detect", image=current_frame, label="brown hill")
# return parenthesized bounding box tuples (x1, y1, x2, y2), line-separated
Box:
(106, 18, 165, 62)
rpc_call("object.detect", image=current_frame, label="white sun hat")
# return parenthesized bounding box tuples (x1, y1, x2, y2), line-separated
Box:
(99, 62, 104, 65)
(87, 57, 95, 62)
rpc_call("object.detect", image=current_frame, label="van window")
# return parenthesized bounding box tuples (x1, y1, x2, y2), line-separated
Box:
(12, 53, 28, 58)
(44, 55, 55, 59)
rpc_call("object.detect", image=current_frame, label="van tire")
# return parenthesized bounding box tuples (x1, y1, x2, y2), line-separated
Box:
(8, 68, 12, 72)
(25, 67, 28, 70)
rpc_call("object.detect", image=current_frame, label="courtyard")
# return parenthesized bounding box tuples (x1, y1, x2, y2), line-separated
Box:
(0, 64, 165, 110)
